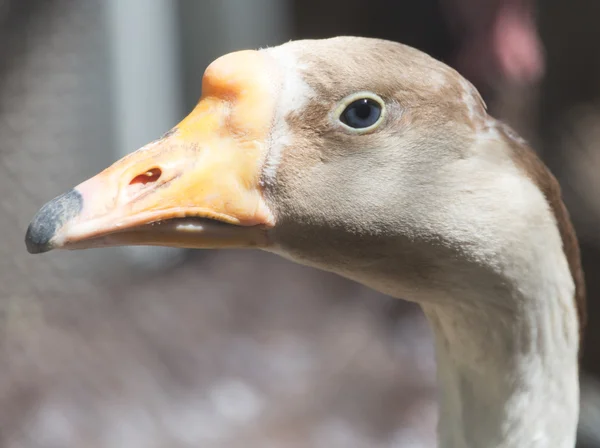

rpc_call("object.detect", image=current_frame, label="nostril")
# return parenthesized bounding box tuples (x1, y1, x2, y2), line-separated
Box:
(130, 168, 162, 186)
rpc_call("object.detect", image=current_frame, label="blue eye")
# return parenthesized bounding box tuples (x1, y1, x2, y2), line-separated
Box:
(340, 98, 382, 129)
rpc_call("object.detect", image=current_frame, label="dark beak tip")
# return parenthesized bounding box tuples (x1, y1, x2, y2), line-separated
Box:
(25, 225, 51, 254)
(24, 189, 83, 254)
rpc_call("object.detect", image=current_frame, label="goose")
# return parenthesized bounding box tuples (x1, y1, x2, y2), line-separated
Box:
(24, 36, 585, 447)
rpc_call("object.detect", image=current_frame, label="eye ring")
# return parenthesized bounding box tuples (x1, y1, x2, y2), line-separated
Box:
(334, 92, 386, 133)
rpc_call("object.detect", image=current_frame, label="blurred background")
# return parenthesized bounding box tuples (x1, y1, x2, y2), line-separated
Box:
(1, 0, 599, 446)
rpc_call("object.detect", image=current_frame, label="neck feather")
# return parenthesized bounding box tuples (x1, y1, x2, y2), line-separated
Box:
(421, 273, 580, 448)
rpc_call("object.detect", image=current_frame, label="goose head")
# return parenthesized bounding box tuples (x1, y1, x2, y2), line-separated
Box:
(25, 37, 584, 447)
(25, 37, 583, 311)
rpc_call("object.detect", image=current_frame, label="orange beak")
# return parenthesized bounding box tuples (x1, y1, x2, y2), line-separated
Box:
(25, 50, 277, 253)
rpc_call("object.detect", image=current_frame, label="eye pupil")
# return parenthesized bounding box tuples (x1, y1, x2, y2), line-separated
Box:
(340, 98, 382, 129)
(355, 99, 372, 119)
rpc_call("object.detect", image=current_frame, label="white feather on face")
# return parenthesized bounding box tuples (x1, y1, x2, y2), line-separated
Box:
(261, 46, 316, 187)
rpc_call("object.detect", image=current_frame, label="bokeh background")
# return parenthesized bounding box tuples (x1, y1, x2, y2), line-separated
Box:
(1, 0, 600, 446)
